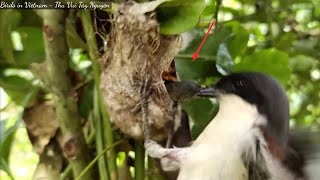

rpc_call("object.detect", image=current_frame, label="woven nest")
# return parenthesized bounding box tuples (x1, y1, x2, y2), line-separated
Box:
(100, 1, 182, 141)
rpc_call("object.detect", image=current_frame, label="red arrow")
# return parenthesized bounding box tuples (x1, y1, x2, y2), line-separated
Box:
(192, 20, 216, 61)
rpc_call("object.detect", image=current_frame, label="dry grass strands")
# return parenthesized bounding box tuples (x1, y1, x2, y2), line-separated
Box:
(100, 1, 182, 141)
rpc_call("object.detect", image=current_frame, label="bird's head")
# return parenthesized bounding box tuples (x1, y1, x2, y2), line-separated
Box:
(198, 72, 290, 158)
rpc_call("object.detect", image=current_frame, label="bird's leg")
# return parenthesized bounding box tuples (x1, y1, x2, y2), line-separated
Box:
(141, 75, 152, 141)
(165, 101, 178, 148)
(165, 127, 173, 148)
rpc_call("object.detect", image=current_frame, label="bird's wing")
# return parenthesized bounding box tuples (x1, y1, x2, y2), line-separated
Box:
(287, 130, 320, 180)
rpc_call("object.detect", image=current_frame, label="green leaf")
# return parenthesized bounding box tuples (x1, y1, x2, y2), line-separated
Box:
(275, 32, 295, 51)
(0, 120, 17, 164)
(157, 0, 206, 35)
(13, 27, 45, 66)
(201, 5, 215, 19)
(0, 156, 14, 179)
(223, 22, 250, 58)
(233, 49, 290, 84)
(181, 26, 233, 56)
(182, 99, 218, 139)
(175, 58, 217, 80)
(0, 117, 21, 180)
(0, 90, 34, 179)
(216, 43, 233, 75)
(0, 75, 36, 106)
(18, 10, 42, 28)
(0, 10, 15, 64)
(200, 0, 216, 19)
(66, 19, 87, 50)
(289, 55, 317, 73)
(79, 81, 94, 119)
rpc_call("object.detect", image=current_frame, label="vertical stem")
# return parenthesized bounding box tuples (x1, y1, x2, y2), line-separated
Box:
(134, 141, 145, 180)
(94, 87, 110, 180)
(35, 9, 96, 179)
(147, 157, 164, 180)
(79, 10, 118, 179)
(214, 0, 221, 25)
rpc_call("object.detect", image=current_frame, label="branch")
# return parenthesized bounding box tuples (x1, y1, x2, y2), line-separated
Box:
(33, 9, 96, 179)
(214, 0, 221, 24)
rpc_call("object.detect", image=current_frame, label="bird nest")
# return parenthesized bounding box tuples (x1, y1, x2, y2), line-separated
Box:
(100, 1, 182, 140)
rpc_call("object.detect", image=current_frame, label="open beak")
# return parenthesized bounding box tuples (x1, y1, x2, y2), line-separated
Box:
(197, 87, 222, 97)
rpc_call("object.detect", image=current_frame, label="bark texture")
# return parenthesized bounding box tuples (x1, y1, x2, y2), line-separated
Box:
(32, 10, 96, 179)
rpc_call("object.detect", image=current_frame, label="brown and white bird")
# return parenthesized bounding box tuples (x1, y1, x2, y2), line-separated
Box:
(145, 72, 320, 180)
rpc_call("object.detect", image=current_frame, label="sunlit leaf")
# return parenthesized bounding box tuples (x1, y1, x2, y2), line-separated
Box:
(0, 156, 14, 179)
(157, 0, 206, 35)
(0, 75, 36, 106)
(200, 0, 216, 20)
(216, 43, 233, 75)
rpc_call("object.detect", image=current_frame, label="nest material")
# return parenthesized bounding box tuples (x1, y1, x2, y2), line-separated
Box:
(100, 1, 182, 140)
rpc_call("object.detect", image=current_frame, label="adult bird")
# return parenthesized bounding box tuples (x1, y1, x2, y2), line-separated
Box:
(145, 72, 320, 180)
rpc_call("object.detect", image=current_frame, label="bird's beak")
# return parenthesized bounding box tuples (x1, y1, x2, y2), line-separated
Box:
(197, 86, 222, 97)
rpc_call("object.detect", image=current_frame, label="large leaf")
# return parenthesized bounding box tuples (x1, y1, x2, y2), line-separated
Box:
(182, 99, 218, 139)
(233, 49, 290, 84)
(180, 27, 232, 58)
(176, 23, 249, 80)
(175, 58, 218, 80)
(179, 22, 248, 60)
(157, 0, 206, 35)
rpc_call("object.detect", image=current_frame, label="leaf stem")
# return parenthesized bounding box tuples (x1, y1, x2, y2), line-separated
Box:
(75, 140, 124, 180)
(134, 141, 145, 180)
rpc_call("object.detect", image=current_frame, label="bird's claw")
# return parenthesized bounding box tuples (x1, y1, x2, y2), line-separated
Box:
(144, 140, 167, 158)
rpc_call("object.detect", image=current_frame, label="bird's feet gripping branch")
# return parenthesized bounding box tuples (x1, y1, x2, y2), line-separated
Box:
(143, 80, 202, 171)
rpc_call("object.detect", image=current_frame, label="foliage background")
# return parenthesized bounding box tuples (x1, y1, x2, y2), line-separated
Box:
(0, 0, 319, 179)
